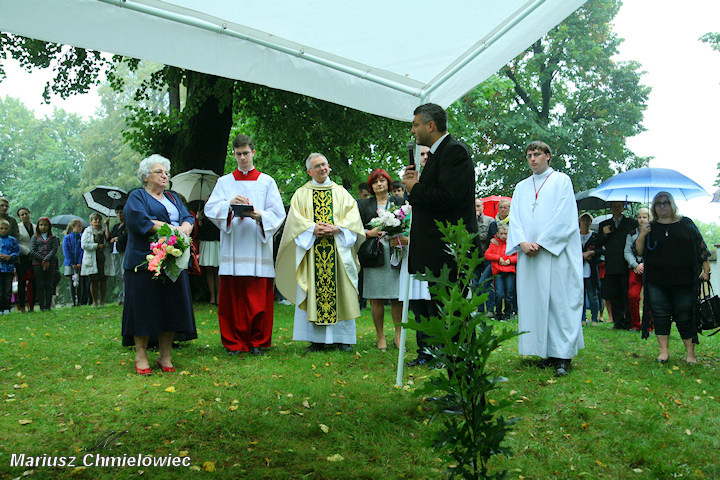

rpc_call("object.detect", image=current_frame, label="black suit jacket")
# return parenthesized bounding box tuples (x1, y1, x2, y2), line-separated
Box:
(596, 216, 638, 275)
(407, 134, 478, 276)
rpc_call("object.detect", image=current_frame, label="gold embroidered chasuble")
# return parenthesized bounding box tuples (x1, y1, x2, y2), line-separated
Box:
(275, 181, 365, 324)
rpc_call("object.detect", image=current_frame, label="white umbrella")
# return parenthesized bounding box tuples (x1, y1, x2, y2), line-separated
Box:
(170, 169, 219, 203)
(0, 0, 587, 120)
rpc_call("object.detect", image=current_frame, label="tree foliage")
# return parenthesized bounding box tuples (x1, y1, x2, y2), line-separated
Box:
(0, 97, 88, 218)
(0, 33, 107, 101)
(695, 219, 720, 250)
(234, 84, 409, 199)
(451, 0, 651, 196)
(700, 32, 720, 52)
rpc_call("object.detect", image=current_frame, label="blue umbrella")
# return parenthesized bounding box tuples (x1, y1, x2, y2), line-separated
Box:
(589, 167, 708, 203)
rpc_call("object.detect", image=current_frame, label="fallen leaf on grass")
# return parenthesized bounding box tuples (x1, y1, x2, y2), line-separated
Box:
(75, 365, 82, 370)
(595, 460, 607, 467)
(189, 465, 201, 471)
(326, 454, 344, 462)
(319, 424, 329, 433)
(14, 383, 28, 389)
(632, 468, 644, 473)
(19, 419, 32, 425)
(229, 405, 238, 411)
(685, 429, 692, 436)
(85, 375, 93, 380)
(164, 386, 176, 393)
(302, 399, 311, 409)
(581, 423, 590, 429)
(279, 410, 291, 415)
(202, 461, 215, 472)
(179, 451, 189, 457)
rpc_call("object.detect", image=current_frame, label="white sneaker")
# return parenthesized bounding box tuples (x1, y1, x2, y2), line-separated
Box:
(278, 299, 292, 306)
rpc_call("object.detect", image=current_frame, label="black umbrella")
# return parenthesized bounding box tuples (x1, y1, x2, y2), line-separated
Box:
(83, 186, 129, 217)
(50, 215, 88, 229)
(575, 189, 608, 211)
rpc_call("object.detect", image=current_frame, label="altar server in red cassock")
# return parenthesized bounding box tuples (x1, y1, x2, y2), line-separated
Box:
(204, 135, 286, 355)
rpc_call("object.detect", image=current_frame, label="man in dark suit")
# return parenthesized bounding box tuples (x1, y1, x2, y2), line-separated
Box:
(596, 201, 638, 330)
(402, 103, 478, 367)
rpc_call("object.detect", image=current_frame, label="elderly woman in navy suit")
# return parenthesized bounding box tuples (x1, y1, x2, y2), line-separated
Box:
(122, 154, 197, 375)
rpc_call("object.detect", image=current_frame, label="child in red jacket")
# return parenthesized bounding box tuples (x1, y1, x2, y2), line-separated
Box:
(483, 223, 517, 320)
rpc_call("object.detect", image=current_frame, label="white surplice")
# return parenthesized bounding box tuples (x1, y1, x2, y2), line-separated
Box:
(204, 170, 286, 278)
(506, 167, 584, 359)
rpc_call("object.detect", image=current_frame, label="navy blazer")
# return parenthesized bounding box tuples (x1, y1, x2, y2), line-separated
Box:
(407, 134, 478, 276)
(123, 189, 194, 271)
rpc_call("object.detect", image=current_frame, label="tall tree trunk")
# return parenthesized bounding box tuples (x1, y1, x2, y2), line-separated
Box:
(160, 74, 234, 175)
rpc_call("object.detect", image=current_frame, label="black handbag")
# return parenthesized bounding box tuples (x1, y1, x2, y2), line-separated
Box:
(358, 237, 384, 268)
(697, 280, 720, 335)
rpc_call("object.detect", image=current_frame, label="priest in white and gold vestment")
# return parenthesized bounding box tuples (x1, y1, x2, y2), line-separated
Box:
(275, 153, 365, 352)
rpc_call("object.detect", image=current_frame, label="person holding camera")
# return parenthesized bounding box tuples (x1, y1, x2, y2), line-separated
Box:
(204, 134, 286, 356)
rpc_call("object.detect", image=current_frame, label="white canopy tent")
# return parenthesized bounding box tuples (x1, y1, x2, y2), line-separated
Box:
(0, 0, 585, 120)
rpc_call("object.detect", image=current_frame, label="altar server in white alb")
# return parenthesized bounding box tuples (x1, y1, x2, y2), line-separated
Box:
(506, 141, 584, 376)
(204, 134, 286, 356)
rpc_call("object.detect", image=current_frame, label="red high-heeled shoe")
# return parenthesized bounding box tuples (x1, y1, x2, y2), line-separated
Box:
(156, 359, 175, 373)
(135, 363, 152, 376)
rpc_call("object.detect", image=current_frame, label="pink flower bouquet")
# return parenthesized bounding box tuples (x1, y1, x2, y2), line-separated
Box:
(136, 224, 190, 282)
(368, 203, 411, 267)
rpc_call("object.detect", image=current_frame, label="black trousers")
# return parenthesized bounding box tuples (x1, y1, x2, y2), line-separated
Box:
(602, 272, 630, 329)
(410, 299, 435, 360)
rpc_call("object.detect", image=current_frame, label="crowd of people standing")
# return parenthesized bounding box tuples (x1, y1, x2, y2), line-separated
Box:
(0, 103, 711, 377)
(0, 196, 127, 313)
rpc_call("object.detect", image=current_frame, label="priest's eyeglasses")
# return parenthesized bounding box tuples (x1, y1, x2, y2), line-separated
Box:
(310, 162, 329, 170)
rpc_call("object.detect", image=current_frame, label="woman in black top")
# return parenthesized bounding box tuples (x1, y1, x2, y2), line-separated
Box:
(636, 191, 710, 364)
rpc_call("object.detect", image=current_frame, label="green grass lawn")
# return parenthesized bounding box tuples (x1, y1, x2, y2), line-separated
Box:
(1, 303, 719, 479)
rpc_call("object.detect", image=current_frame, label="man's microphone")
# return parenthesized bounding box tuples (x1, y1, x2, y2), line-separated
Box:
(406, 141, 415, 166)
